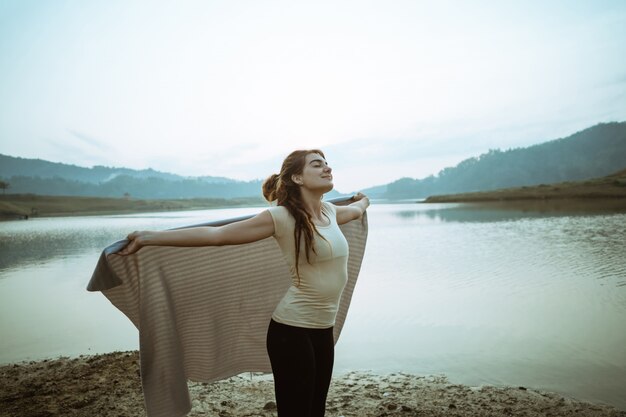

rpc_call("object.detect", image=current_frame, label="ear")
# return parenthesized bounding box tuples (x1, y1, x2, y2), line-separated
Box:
(291, 174, 303, 185)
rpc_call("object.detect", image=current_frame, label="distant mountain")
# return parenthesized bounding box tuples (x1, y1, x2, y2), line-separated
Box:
(363, 122, 626, 199)
(0, 154, 233, 184)
(0, 154, 344, 199)
(0, 155, 264, 198)
(5, 121, 623, 200)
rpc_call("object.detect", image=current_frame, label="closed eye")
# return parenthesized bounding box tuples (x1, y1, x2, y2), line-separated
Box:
(309, 158, 328, 167)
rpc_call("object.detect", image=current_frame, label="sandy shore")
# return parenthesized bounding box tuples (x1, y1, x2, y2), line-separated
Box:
(1, 352, 624, 417)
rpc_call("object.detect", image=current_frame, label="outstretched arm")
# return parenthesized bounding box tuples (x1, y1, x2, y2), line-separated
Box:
(116, 210, 275, 256)
(336, 192, 370, 225)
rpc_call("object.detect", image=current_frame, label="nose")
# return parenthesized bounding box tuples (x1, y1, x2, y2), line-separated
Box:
(324, 165, 332, 173)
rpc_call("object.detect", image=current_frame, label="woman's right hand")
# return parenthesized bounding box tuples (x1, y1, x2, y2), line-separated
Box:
(117, 231, 148, 256)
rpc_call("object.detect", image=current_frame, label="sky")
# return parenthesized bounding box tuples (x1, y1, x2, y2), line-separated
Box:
(0, 0, 625, 192)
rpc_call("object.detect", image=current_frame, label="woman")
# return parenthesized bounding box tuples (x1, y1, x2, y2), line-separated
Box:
(118, 149, 369, 417)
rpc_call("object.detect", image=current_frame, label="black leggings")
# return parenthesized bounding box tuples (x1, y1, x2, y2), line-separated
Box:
(266, 319, 335, 417)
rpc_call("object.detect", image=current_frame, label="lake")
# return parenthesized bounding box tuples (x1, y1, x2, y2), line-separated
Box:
(1, 202, 625, 410)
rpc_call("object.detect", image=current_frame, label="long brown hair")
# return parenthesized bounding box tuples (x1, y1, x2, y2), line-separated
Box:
(262, 149, 328, 284)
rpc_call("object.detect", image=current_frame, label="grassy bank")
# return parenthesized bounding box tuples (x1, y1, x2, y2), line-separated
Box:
(424, 168, 626, 203)
(0, 194, 266, 219)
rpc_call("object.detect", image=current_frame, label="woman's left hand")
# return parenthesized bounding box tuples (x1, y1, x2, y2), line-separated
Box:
(352, 192, 367, 201)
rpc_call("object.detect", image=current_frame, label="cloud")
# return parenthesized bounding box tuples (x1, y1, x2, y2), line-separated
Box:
(43, 130, 117, 168)
(67, 130, 112, 152)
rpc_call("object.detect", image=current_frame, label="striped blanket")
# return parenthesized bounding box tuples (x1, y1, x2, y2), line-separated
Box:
(87, 198, 368, 417)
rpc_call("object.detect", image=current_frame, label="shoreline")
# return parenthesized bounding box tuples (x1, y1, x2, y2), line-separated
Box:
(0, 194, 267, 220)
(424, 194, 626, 204)
(3, 194, 626, 222)
(1, 352, 624, 417)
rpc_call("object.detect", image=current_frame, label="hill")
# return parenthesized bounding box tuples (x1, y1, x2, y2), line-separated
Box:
(0, 154, 261, 199)
(0, 155, 345, 200)
(0, 154, 232, 184)
(424, 167, 626, 202)
(3, 121, 624, 200)
(366, 122, 626, 199)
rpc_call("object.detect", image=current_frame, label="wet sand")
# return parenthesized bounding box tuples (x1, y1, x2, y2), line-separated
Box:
(1, 351, 624, 417)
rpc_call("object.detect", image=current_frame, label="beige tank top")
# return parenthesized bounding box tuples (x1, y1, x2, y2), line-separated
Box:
(267, 201, 349, 328)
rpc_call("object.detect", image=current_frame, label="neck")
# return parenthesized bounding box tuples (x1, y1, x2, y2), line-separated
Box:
(299, 188, 324, 219)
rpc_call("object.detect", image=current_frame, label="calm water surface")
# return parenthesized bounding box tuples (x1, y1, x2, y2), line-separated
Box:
(1, 203, 625, 409)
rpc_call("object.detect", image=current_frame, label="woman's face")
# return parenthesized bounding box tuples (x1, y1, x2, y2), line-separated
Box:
(295, 152, 333, 193)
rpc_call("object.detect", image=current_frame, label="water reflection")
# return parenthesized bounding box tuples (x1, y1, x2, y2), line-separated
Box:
(394, 199, 626, 223)
(0, 226, 123, 272)
(0, 207, 265, 273)
(387, 204, 626, 292)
